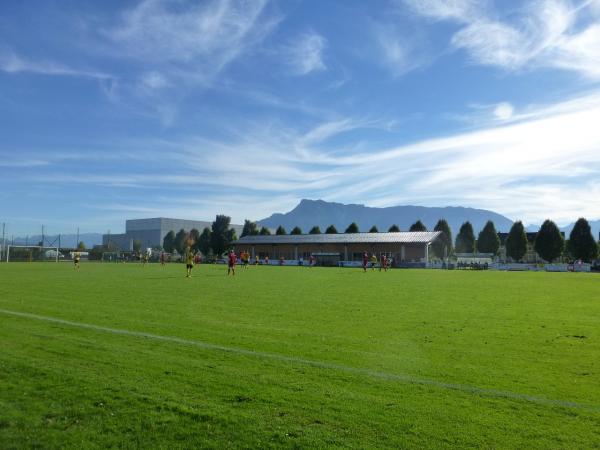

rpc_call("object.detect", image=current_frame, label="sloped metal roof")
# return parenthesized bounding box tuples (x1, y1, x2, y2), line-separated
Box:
(234, 231, 442, 245)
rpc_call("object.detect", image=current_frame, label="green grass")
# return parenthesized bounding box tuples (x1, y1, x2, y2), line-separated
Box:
(1, 262, 599, 449)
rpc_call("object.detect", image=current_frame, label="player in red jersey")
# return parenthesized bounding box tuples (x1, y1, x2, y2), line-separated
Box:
(227, 250, 236, 276)
(362, 251, 369, 272)
(380, 254, 388, 272)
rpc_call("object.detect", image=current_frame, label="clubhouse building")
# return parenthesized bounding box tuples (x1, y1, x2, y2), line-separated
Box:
(233, 231, 444, 266)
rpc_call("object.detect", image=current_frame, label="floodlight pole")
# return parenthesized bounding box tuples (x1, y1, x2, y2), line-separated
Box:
(41, 225, 44, 248)
(77, 227, 79, 248)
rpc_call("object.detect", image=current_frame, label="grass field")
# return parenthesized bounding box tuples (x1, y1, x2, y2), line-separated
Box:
(1, 262, 599, 449)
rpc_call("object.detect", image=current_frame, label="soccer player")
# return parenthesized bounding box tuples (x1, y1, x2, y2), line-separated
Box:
(264, 255, 269, 265)
(227, 250, 236, 276)
(142, 251, 149, 267)
(160, 252, 165, 266)
(370, 253, 378, 271)
(74, 251, 81, 270)
(380, 254, 388, 272)
(185, 248, 195, 278)
(362, 251, 368, 272)
(254, 254, 259, 266)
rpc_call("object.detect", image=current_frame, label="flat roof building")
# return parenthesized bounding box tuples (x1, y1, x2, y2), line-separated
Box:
(103, 217, 243, 251)
(234, 231, 444, 266)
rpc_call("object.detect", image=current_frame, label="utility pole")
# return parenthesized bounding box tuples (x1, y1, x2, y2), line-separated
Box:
(1, 222, 5, 261)
(41, 225, 45, 248)
(76, 227, 79, 248)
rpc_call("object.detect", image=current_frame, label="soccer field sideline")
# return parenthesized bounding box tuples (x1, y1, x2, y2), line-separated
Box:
(1, 306, 598, 414)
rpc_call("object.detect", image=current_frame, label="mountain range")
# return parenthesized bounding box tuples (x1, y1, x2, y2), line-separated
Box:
(259, 199, 514, 235)
(259, 199, 600, 239)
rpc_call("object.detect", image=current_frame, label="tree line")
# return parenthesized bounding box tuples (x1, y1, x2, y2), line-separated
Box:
(158, 214, 598, 262)
(162, 215, 237, 257)
(244, 218, 598, 263)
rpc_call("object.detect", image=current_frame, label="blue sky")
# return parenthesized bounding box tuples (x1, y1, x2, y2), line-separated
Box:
(2, 0, 600, 236)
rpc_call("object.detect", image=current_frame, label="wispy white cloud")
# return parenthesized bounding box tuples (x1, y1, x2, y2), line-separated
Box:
(400, 0, 485, 23)
(404, 0, 600, 79)
(0, 47, 112, 80)
(106, 0, 278, 84)
(139, 71, 170, 90)
(284, 31, 327, 75)
(493, 102, 514, 120)
(0, 159, 50, 168)
(375, 25, 422, 76)
(12, 91, 600, 225)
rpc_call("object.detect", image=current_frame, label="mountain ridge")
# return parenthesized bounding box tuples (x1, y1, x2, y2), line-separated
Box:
(259, 199, 515, 235)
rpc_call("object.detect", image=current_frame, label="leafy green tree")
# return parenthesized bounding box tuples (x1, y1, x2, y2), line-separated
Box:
(77, 241, 86, 250)
(276, 225, 287, 235)
(198, 227, 212, 256)
(455, 222, 475, 253)
(345, 222, 359, 233)
(210, 215, 236, 257)
(409, 220, 427, 232)
(290, 226, 302, 235)
(174, 229, 188, 254)
(506, 221, 528, 262)
(433, 219, 452, 258)
(369, 225, 379, 233)
(163, 230, 176, 253)
(325, 225, 338, 234)
(133, 239, 142, 253)
(533, 220, 564, 262)
(309, 226, 321, 234)
(388, 224, 400, 232)
(189, 228, 200, 252)
(568, 218, 598, 262)
(477, 221, 500, 255)
(241, 220, 259, 237)
(259, 227, 271, 235)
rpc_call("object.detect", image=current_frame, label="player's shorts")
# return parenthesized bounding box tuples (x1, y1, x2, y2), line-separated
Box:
(186, 264, 193, 269)
(228, 263, 235, 268)
(74, 259, 80, 264)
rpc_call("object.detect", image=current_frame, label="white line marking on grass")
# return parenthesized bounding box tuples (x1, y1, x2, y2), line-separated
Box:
(1, 308, 598, 413)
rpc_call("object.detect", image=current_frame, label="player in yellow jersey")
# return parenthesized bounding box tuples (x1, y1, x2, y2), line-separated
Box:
(185, 248, 195, 278)
(73, 251, 81, 270)
(370, 253, 377, 271)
